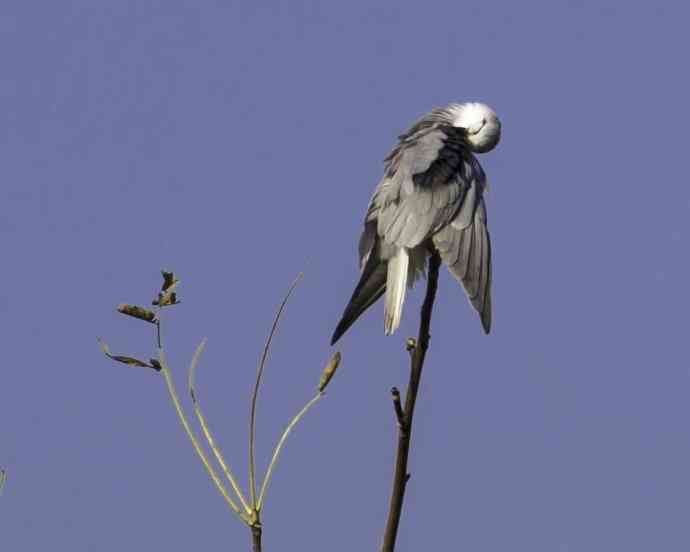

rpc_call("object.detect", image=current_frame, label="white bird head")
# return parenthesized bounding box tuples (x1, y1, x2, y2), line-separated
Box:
(449, 102, 501, 154)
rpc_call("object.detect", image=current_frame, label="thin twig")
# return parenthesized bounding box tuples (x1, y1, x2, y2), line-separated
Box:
(257, 392, 322, 511)
(249, 273, 303, 508)
(381, 251, 442, 552)
(188, 338, 252, 514)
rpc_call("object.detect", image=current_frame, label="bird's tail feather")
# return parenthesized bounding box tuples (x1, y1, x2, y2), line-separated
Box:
(331, 253, 387, 345)
(384, 248, 409, 335)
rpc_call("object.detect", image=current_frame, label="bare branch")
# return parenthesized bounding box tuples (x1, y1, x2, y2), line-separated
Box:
(381, 251, 441, 552)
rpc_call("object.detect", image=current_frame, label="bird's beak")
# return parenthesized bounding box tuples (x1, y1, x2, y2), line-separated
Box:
(468, 119, 486, 135)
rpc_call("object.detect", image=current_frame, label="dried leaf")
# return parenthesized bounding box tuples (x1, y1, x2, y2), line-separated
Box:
(117, 304, 157, 323)
(161, 270, 178, 292)
(97, 337, 157, 371)
(318, 351, 341, 392)
(152, 270, 181, 306)
(110, 356, 153, 368)
(153, 291, 179, 307)
(154, 291, 179, 307)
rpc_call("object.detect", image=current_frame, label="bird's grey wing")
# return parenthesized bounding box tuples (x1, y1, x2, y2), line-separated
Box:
(433, 191, 492, 333)
(334, 124, 473, 344)
(375, 126, 469, 249)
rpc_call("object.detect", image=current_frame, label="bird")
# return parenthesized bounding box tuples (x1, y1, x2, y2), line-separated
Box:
(331, 102, 501, 345)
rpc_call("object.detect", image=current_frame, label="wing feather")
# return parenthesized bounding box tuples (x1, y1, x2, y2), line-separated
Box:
(433, 196, 492, 334)
(373, 127, 469, 250)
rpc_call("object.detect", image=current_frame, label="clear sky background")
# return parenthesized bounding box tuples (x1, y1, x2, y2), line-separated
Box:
(1, 1, 689, 550)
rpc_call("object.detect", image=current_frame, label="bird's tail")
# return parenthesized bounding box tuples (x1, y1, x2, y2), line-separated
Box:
(331, 253, 387, 345)
(384, 247, 409, 335)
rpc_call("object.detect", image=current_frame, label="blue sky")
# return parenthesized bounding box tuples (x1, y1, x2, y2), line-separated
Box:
(1, 1, 689, 550)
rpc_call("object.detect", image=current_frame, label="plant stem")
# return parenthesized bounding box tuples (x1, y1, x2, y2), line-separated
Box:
(251, 516, 262, 552)
(381, 251, 441, 552)
(159, 349, 249, 522)
(249, 274, 303, 509)
(188, 339, 252, 514)
(257, 392, 322, 511)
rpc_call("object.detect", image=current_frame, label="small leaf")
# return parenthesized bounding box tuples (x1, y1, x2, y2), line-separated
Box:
(149, 358, 162, 371)
(318, 351, 341, 392)
(97, 338, 158, 371)
(110, 356, 153, 368)
(117, 304, 157, 323)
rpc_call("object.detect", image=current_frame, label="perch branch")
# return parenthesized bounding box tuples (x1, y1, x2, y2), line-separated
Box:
(381, 251, 441, 552)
